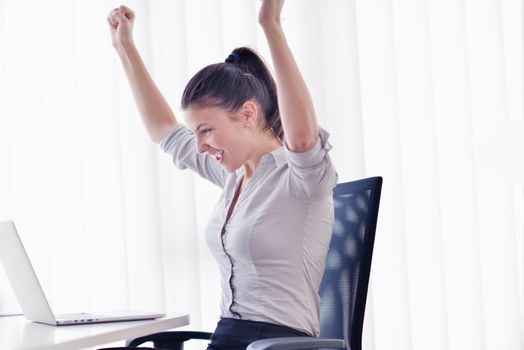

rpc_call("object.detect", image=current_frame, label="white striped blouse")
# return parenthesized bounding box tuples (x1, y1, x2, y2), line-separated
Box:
(160, 123, 338, 336)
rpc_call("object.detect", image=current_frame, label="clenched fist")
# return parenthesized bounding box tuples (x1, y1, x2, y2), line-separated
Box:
(107, 5, 135, 49)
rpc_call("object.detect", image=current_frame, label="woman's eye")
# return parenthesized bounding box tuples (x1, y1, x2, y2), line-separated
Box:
(201, 129, 212, 135)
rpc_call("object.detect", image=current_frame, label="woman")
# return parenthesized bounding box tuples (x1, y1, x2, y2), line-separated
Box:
(107, 1, 337, 349)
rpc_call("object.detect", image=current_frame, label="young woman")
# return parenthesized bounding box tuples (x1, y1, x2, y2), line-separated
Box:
(107, 1, 338, 349)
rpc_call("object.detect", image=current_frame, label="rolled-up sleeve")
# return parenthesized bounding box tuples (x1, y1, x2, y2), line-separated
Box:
(160, 123, 227, 188)
(285, 128, 338, 200)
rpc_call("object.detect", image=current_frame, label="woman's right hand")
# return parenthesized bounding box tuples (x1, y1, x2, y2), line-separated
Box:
(107, 5, 135, 49)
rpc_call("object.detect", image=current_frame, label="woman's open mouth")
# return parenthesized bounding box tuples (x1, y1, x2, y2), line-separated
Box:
(214, 150, 224, 163)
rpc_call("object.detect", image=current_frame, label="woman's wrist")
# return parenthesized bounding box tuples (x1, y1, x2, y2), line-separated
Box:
(113, 37, 135, 53)
(259, 17, 282, 32)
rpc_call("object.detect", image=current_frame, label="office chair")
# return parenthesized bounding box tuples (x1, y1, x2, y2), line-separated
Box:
(101, 176, 382, 350)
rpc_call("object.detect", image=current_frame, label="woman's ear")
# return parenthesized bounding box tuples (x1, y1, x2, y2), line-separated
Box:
(240, 101, 259, 126)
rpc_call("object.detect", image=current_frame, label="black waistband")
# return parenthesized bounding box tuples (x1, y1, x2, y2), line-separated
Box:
(217, 317, 311, 337)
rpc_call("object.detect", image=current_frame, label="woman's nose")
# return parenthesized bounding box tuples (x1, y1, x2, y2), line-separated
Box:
(196, 138, 208, 154)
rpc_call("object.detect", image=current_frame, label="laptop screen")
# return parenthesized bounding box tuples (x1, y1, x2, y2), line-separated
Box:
(0, 221, 56, 324)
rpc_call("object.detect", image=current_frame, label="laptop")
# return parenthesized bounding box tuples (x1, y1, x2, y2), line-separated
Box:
(0, 221, 166, 325)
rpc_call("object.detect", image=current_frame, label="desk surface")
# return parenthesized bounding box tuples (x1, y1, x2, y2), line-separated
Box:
(0, 312, 190, 350)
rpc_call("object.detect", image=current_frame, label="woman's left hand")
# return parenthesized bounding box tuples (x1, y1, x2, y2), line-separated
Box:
(258, 0, 284, 28)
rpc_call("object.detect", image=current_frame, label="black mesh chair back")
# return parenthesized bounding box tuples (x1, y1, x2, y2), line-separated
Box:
(319, 176, 382, 350)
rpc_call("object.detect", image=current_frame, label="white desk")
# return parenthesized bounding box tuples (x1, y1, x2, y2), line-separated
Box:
(0, 312, 190, 350)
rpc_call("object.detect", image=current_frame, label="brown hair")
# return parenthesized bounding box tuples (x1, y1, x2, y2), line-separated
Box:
(181, 47, 283, 141)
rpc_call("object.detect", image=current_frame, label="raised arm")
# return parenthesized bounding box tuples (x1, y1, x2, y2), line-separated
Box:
(258, 0, 319, 153)
(107, 6, 176, 143)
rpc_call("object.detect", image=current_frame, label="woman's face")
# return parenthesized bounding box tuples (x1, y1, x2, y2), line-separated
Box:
(185, 105, 251, 172)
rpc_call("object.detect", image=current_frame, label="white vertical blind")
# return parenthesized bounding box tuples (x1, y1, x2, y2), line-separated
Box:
(0, 1, 522, 349)
(355, 1, 413, 349)
(392, 0, 449, 347)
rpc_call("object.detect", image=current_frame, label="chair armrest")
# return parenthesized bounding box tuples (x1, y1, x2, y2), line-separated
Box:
(126, 331, 213, 347)
(247, 337, 345, 350)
